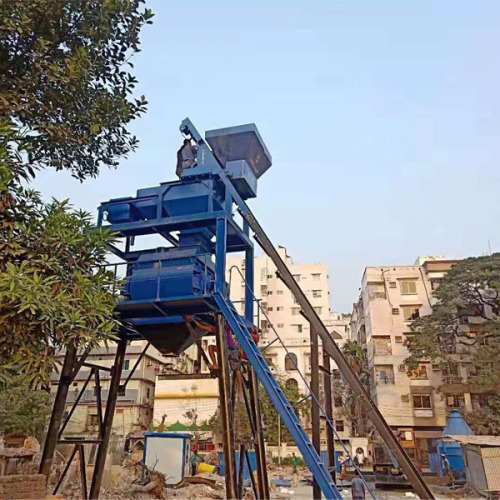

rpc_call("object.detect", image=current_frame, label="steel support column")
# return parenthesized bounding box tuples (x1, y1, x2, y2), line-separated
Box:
(310, 327, 321, 500)
(215, 218, 227, 293)
(216, 314, 237, 499)
(89, 334, 128, 499)
(248, 367, 270, 499)
(40, 344, 77, 477)
(322, 351, 336, 482)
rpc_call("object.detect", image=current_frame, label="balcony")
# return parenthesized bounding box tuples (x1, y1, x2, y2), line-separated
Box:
(442, 375, 463, 385)
(375, 373, 395, 385)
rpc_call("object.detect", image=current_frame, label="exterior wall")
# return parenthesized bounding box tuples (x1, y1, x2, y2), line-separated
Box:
(227, 246, 334, 393)
(154, 378, 219, 425)
(0, 475, 46, 499)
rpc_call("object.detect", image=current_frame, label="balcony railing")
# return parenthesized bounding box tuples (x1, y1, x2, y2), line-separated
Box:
(442, 375, 463, 384)
(375, 373, 395, 385)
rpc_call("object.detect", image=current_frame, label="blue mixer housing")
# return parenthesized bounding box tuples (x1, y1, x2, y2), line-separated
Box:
(97, 119, 271, 354)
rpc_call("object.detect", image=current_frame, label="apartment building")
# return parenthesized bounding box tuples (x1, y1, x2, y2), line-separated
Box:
(226, 247, 357, 446)
(227, 247, 333, 391)
(350, 256, 466, 467)
(51, 341, 171, 440)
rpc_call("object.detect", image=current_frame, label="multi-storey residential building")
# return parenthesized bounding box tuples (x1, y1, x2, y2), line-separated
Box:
(226, 247, 358, 448)
(350, 256, 466, 468)
(227, 246, 333, 392)
(51, 341, 170, 441)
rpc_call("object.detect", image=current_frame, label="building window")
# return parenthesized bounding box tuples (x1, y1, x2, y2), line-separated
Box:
(146, 388, 151, 400)
(285, 353, 298, 370)
(293, 274, 301, 282)
(389, 281, 397, 288)
(445, 394, 465, 409)
(334, 396, 343, 407)
(375, 365, 395, 384)
(368, 282, 386, 299)
(277, 323, 284, 328)
(118, 385, 126, 396)
(277, 290, 284, 295)
(89, 414, 99, 426)
(291, 307, 300, 316)
(312, 273, 321, 281)
(314, 307, 322, 315)
(409, 364, 428, 380)
(430, 278, 442, 291)
(267, 291, 273, 295)
(372, 337, 392, 355)
(312, 290, 322, 298)
(291, 324, 303, 333)
(401, 305, 420, 321)
(285, 378, 299, 390)
(412, 394, 432, 409)
(277, 306, 284, 311)
(335, 420, 344, 432)
(400, 280, 417, 295)
(267, 307, 273, 311)
(123, 359, 130, 371)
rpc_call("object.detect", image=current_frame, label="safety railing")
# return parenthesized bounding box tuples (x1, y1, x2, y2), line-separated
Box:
(228, 265, 376, 498)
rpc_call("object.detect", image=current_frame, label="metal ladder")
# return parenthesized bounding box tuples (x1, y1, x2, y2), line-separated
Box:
(214, 292, 342, 500)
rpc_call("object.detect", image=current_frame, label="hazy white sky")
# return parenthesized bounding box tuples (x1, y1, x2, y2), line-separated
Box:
(34, 0, 500, 311)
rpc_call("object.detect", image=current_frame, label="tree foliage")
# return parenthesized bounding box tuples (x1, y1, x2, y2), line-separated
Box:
(260, 376, 303, 445)
(332, 340, 369, 437)
(0, 196, 122, 384)
(0, 376, 53, 440)
(405, 254, 500, 433)
(208, 374, 305, 446)
(0, 0, 152, 186)
(0, 0, 152, 383)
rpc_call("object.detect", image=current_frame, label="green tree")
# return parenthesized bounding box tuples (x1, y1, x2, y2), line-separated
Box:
(405, 254, 500, 434)
(0, 0, 153, 383)
(0, 0, 152, 187)
(0, 376, 52, 440)
(0, 197, 122, 384)
(207, 375, 304, 446)
(332, 340, 369, 437)
(260, 376, 303, 445)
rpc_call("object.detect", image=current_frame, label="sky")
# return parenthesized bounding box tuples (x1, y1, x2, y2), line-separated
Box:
(33, 0, 500, 312)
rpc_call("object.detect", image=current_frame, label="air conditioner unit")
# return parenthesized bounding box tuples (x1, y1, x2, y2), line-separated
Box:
(401, 394, 410, 402)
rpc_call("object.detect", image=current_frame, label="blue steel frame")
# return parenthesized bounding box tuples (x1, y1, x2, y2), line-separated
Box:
(97, 119, 255, 330)
(97, 119, 344, 500)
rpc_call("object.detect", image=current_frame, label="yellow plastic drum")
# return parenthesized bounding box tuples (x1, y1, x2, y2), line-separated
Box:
(197, 462, 216, 474)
